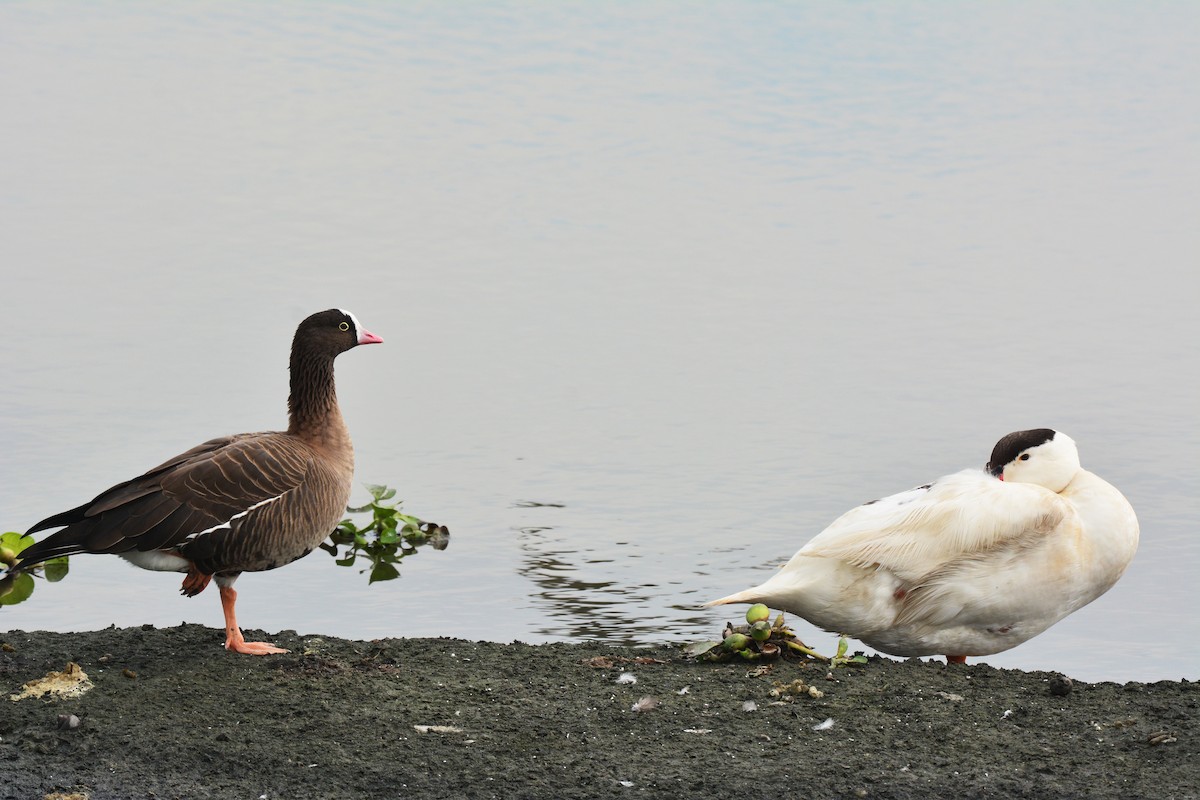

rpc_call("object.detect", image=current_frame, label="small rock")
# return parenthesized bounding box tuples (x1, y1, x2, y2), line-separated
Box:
(122, 669, 137, 680)
(1147, 731, 1177, 746)
(56, 713, 81, 730)
(1048, 674, 1073, 696)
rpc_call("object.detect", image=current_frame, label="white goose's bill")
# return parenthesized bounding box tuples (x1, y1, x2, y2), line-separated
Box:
(339, 308, 383, 345)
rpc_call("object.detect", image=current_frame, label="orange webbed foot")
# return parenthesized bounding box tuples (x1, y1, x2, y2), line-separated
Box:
(224, 632, 289, 656)
(218, 583, 288, 656)
(946, 655, 968, 664)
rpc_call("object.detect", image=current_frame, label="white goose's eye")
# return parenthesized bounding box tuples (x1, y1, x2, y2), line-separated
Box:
(1019, 454, 1030, 461)
(339, 322, 350, 331)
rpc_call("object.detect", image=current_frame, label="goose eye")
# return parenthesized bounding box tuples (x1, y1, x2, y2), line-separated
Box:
(1019, 454, 1030, 461)
(339, 322, 350, 331)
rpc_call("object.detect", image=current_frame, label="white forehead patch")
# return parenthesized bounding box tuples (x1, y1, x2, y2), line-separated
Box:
(338, 308, 363, 337)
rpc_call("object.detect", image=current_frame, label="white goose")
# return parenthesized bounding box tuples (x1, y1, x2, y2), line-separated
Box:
(706, 429, 1139, 662)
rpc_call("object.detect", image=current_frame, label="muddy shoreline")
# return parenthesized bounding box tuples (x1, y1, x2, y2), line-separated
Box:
(1, 625, 1195, 799)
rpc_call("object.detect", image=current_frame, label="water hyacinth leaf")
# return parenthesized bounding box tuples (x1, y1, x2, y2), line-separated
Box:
(682, 641, 723, 658)
(0, 573, 35, 606)
(1, 531, 35, 555)
(325, 484, 449, 586)
(368, 561, 400, 584)
(43, 557, 69, 583)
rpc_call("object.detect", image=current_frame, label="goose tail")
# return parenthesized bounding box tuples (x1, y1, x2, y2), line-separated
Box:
(702, 588, 764, 608)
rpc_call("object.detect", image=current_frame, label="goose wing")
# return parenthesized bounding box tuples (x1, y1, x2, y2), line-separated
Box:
(20, 433, 314, 564)
(797, 469, 1073, 585)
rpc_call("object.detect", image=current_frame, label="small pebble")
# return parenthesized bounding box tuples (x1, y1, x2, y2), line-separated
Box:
(1048, 674, 1073, 697)
(56, 713, 80, 730)
(742, 700, 758, 712)
(123, 669, 137, 680)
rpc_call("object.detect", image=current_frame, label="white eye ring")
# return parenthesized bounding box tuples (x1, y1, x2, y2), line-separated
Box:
(339, 322, 350, 331)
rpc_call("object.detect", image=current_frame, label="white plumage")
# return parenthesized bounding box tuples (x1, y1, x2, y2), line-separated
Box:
(705, 429, 1139, 661)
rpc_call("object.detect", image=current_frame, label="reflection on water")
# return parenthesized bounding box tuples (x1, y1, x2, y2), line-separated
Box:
(1, 2, 1197, 683)
(516, 522, 715, 644)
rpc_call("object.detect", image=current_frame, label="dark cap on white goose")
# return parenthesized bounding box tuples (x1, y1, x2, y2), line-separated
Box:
(8, 309, 382, 655)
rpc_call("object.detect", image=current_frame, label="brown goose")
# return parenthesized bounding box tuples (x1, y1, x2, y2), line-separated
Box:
(7, 309, 381, 655)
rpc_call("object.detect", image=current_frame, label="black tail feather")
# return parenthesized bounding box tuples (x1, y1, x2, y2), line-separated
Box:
(26, 502, 92, 535)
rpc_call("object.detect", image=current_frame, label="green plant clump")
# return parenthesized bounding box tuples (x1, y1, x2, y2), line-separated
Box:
(685, 605, 868, 669)
(320, 484, 449, 584)
(0, 531, 69, 606)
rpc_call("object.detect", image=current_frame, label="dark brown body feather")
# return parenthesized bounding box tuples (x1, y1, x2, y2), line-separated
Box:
(20, 432, 352, 577)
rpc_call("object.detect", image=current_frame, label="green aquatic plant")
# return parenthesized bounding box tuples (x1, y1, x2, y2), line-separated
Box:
(687, 605, 868, 668)
(320, 483, 449, 584)
(0, 531, 69, 606)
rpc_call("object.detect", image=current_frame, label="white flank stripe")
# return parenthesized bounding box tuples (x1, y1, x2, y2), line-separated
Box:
(184, 493, 286, 541)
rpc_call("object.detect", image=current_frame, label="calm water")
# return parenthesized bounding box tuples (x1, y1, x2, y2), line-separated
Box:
(2, 2, 1197, 683)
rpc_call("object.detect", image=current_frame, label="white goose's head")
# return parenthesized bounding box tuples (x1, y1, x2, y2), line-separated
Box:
(986, 429, 1081, 493)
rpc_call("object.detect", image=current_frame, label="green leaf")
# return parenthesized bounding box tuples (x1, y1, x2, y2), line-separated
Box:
(368, 561, 400, 584)
(335, 554, 356, 567)
(1, 531, 35, 554)
(364, 483, 388, 499)
(682, 641, 723, 657)
(43, 557, 69, 583)
(0, 573, 35, 606)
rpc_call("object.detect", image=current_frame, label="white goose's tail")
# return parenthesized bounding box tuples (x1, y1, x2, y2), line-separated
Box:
(702, 587, 765, 608)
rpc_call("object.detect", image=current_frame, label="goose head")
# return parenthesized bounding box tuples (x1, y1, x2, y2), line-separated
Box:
(986, 428, 1081, 493)
(293, 308, 383, 357)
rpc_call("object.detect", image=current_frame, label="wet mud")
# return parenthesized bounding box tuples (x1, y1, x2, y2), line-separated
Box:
(1, 625, 1195, 799)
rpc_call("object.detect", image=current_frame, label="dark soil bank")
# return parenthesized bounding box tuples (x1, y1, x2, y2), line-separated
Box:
(1, 625, 1195, 799)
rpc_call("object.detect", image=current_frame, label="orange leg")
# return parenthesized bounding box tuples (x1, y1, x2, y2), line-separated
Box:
(218, 584, 288, 656)
(946, 655, 967, 664)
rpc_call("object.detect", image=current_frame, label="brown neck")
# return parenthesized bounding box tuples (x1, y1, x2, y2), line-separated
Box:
(287, 349, 347, 447)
